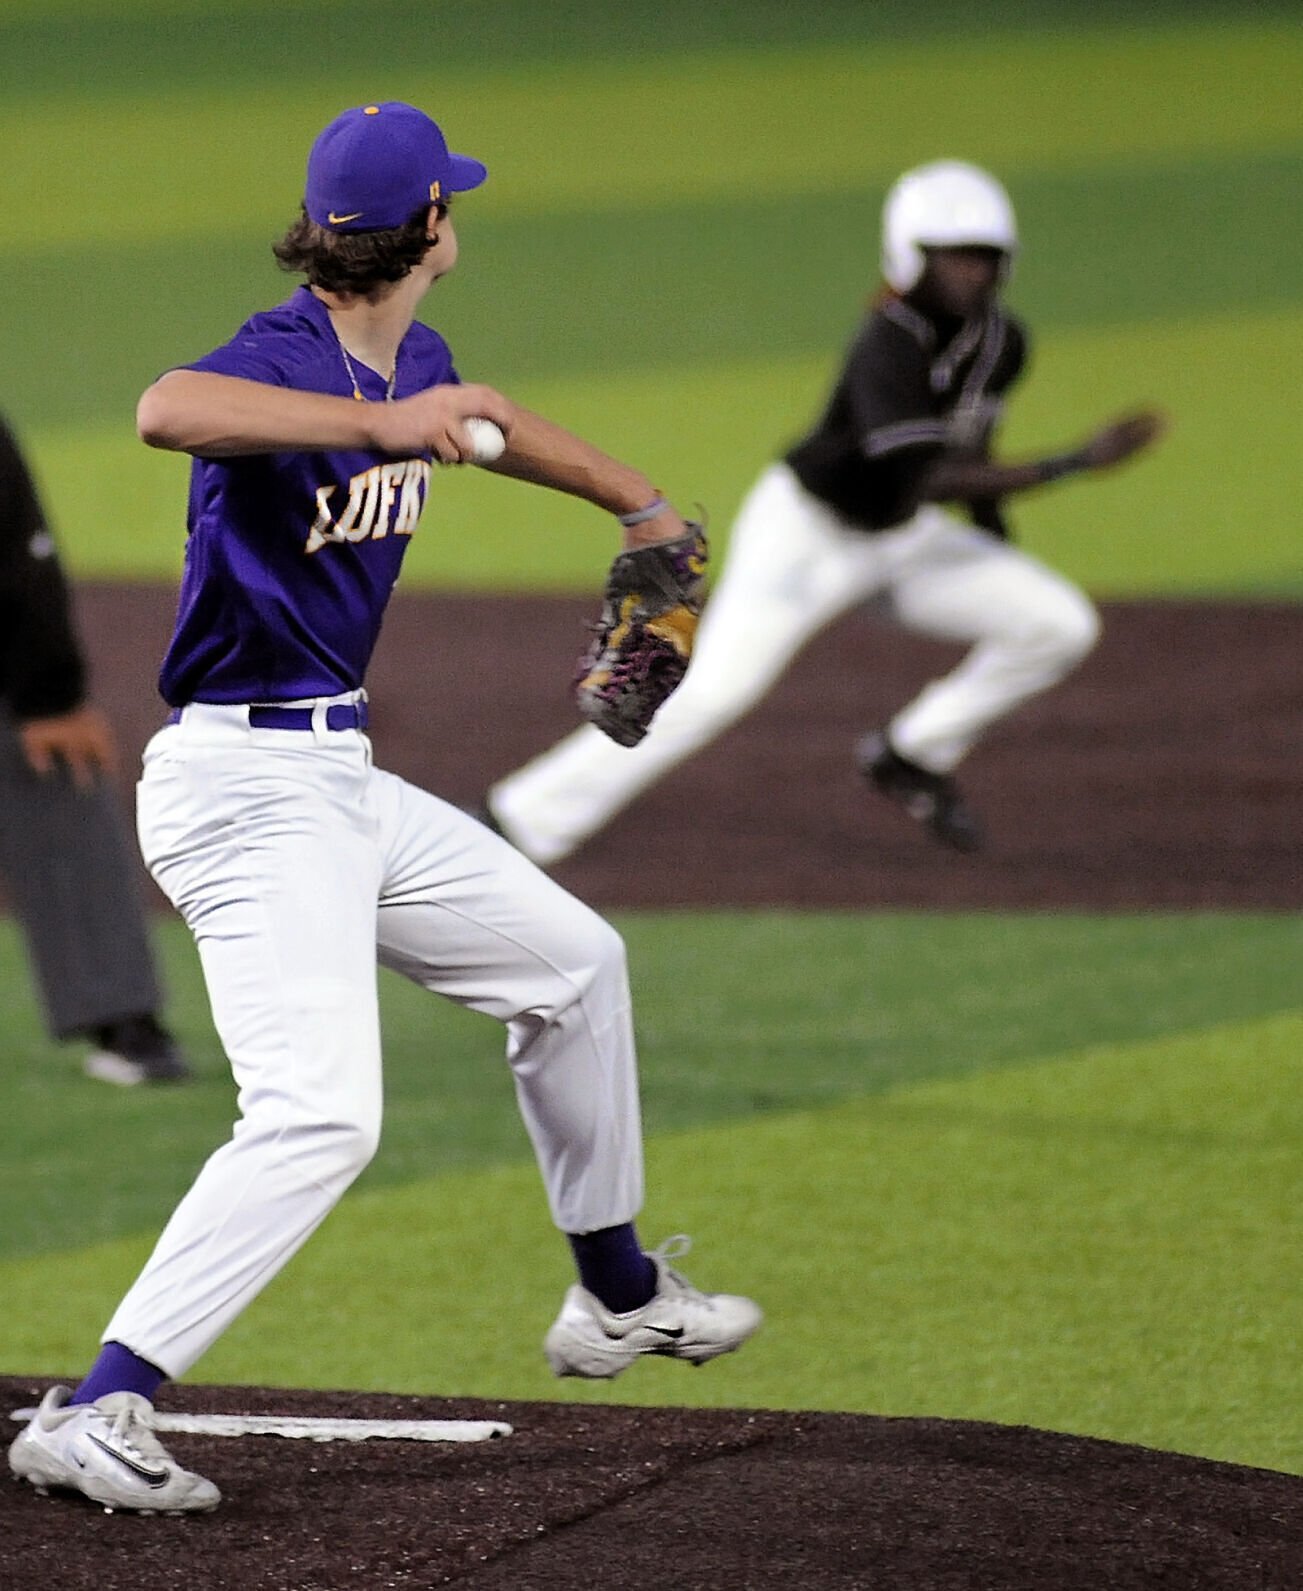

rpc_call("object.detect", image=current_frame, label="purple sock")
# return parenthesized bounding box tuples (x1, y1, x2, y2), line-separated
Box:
(69, 1341, 166, 1406)
(568, 1223, 657, 1313)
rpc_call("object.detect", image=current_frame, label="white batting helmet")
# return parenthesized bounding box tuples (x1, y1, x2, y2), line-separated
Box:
(880, 161, 1018, 292)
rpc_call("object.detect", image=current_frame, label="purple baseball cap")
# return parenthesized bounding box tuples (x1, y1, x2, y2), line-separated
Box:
(304, 101, 487, 233)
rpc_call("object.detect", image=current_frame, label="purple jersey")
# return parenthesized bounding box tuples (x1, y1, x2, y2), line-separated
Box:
(158, 286, 457, 705)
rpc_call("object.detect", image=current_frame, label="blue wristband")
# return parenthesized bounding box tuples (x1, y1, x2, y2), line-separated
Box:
(617, 497, 669, 528)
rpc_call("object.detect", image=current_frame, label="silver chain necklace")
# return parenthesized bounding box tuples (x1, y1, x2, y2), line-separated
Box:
(333, 325, 398, 403)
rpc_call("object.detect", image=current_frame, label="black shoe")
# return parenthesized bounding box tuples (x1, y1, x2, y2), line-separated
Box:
(856, 731, 984, 853)
(83, 1014, 192, 1086)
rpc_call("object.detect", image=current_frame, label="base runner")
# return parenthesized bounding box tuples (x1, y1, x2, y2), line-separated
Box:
(485, 161, 1164, 860)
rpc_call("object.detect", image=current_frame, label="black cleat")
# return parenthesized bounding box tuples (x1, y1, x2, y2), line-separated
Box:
(856, 731, 984, 853)
(83, 1014, 192, 1086)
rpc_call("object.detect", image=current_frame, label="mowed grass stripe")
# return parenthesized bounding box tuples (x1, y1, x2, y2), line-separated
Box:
(2, 913, 1299, 1261)
(32, 306, 1303, 595)
(9, 145, 1303, 441)
(411, 149, 1303, 382)
(4, 23, 1300, 255)
(8, 0, 1293, 92)
(3, 1012, 1296, 1473)
(997, 308, 1303, 595)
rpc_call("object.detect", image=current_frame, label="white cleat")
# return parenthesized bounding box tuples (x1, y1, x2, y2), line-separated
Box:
(544, 1235, 763, 1380)
(8, 1387, 220, 1514)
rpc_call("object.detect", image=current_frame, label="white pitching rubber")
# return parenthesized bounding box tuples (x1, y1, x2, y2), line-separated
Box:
(10, 1407, 511, 1444)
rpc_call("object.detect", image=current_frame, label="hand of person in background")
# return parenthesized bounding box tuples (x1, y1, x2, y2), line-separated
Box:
(1078, 409, 1168, 471)
(19, 704, 119, 789)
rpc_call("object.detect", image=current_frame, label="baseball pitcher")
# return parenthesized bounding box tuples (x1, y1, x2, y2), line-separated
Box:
(8, 101, 759, 1515)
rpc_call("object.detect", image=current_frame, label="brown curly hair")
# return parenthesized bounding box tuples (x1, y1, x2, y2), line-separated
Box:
(272, 203, 440, 293)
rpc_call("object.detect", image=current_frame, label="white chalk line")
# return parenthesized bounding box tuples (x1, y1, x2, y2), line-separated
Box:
(10, 1409, 511, 1443)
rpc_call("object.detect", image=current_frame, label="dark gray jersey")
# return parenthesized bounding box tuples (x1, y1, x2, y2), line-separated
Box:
(0, 415, 86, 719)
(785, 296, 1028, 534)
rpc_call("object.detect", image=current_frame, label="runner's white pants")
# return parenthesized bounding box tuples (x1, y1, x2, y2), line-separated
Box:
(490, 463, 1100, 864)
(107, 697, 643, 1376)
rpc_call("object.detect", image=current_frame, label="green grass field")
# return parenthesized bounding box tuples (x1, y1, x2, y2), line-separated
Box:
(1, 0, 1299, 1485)
(2, 912, 1299, 1474)
(5, 0, 1302, 593)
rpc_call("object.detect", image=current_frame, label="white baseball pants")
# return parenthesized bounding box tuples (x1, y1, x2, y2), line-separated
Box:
(107, 698, 644, 1376)
(490, 462, 1099, 864)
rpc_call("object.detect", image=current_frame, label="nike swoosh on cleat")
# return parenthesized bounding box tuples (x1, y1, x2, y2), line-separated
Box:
(86, 1434, 170, 1488)
(598, 1321, 686, 1342)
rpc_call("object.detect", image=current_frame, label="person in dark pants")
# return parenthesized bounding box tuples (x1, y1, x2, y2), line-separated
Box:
(0, 412, 189, 1085)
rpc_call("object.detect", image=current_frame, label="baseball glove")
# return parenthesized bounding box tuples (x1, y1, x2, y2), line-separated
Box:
(574, 523, 708, 747)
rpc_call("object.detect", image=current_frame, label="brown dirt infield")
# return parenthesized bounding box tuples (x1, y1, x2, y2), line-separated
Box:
(67, 585, 1303, 912)
(2, 588, 1299, 1586)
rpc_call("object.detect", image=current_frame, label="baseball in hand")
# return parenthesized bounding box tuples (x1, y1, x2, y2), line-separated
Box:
(465, 417, 506, 464)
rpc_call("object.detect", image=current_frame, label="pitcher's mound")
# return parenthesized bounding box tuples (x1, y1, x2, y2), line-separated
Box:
(3, 1377, 1298, 1589)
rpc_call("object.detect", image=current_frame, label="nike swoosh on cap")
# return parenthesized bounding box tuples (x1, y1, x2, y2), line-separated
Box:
(328, 210, 365, 224)
(86, 1433, 170, 1488)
